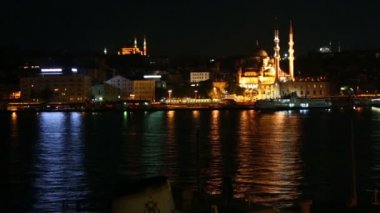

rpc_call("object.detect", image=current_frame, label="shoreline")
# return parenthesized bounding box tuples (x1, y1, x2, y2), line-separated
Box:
(0, 105, 376, 113)
(1, 96, 379, 112)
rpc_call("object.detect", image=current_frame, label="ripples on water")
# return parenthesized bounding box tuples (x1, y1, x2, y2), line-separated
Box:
(234, 111, 302, 207)
(1, 108, 380, 212)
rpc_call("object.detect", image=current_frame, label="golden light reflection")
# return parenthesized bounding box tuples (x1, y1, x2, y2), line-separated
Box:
(205, 110, 223, 195)
(164, 110, 179, 181)
(209, 110, 220, 142)
(235, 111, 302, 208)
(11, 111, 17, 121)
(235, 110, 256, 197)
(192, 110, 200, 119)
(167, 110, 175, 119)
(10, 112, 18, 138)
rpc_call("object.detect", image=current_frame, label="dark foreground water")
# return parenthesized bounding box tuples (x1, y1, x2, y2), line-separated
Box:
(1, 108, 380, 212)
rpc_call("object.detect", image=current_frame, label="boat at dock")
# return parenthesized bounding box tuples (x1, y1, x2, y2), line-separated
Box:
(255, 97, 332, 110)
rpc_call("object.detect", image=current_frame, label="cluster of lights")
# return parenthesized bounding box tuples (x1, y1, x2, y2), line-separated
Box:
(41, 68, 62, 72)
(41, 68, 63, 75)
(40, 67, 79, 75)
(23, 65, 40, 69)
(143, 75, 161, 79)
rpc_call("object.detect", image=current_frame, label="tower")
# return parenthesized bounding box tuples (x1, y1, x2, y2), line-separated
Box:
(143, 36, 147, 56)
(274, 29, 281, 81)
(288, 21, 295, 81)
(133, 37, 138, 54)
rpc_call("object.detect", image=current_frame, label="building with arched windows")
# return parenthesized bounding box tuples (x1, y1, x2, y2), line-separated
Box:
(237, 22, 332, 100)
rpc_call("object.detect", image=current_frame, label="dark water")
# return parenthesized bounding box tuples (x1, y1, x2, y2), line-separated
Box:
(1, 108, 380, 212)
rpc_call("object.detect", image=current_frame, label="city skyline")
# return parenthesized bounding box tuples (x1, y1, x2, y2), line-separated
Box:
(1, 0, 379, 57)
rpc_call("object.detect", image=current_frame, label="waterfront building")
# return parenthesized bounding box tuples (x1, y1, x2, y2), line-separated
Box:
(91, 83, 120, 102)
(237, 48, 281, 100)
(212, 81, 227, 96)
(280, 76, 333, 98)
(143, 74, 167, 90)
(131, 80, 156, 101)
(105, 75, 133, 99)
(20, 75, 91, 102)
(0, 84, 20, 100)
(105, 75, 158, 101)
(190, 72, 210, 84)
(237, 21, 332, 100)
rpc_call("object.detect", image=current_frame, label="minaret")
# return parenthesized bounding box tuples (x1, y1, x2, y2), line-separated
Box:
(133, 37, 138, 54)
(274, 29, 281, 81)
(288, 21, 295, 81)
(143, 36, 147, 56)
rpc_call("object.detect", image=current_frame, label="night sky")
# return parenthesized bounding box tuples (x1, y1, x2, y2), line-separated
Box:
(1, 0, 379, 57)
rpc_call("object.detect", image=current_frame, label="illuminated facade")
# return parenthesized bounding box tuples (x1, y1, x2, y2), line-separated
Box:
(91, 83, 120, 102)
(105, 75, 157, 101)
(237, 22, 331, 100)
(105, 75, 133, 99)
(237, 48, 280, 99)
(20, 75, 91, 102)
(118, 36, 147, 56)
(131, 80, 156, 101)
(190, 72, 210, 83)
(0, 84, 20, 100)
(280, 77, 333, 98)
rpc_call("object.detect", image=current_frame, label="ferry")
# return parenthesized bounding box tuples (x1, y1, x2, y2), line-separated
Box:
(372, 98, 380, 108)
(255, 97, 332, 110)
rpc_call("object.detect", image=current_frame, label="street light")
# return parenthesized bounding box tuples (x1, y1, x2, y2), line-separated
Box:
(194, 90, 198, 99)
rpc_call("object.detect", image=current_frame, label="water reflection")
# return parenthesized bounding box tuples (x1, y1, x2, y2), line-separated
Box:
(235, 111, 302, 207)
(164, 111, 179, 181)
(205, 110, 223, 195)
(32, 112, 87, 212)
(141, 112, 165, 178)
(370, 109, 380, 194)
(10, 112, 18, 138)
(3, 109, 380, 212)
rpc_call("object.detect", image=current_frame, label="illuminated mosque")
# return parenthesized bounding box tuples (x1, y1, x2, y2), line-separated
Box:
(237, 22, 331, 100)
(118, 36, 148, 56)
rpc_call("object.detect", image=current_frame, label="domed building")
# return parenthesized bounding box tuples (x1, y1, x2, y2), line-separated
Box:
(236, 22, 332, 100)
(237, 48, 278, 99)
(237, 40, 288, 100)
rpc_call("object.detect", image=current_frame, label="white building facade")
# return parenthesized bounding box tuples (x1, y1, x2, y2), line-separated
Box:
(105, 75, 133, 99)
(190, 72, 210, 83)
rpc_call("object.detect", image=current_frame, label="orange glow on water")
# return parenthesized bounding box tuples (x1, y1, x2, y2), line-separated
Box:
(205, 110, 223, 195)
(11, 112, 17, 120)
(192, 110, 200, 119)
(234, 111, 302, 207)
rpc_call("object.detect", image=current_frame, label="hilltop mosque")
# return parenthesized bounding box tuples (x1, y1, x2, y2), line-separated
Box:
(237, 22, 332, 100)
(118, 36, 148, 56)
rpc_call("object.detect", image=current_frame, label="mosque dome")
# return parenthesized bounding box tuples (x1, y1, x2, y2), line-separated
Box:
(253, 49, 269, 58)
